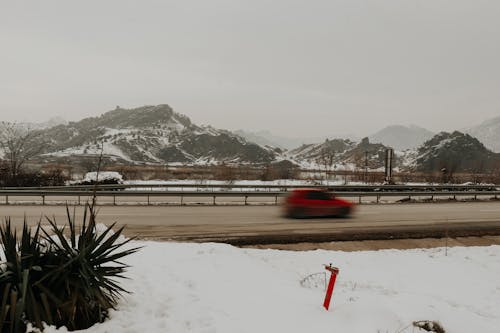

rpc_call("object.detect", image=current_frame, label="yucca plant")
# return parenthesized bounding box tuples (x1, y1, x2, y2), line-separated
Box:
(0, 220, 48, 333)
(0, 204, 140, 332)
(39, 205, 140, 330)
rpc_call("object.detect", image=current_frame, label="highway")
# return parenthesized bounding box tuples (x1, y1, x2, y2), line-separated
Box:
(1, 202, 500, 245)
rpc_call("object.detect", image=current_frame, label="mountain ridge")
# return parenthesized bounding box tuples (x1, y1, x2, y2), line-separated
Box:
(407, 131, 500, 173)
(464, 115, 500, 153)
(2, 105, 500, 173)
(36, 105, 277, 164)
(369, 124, 434, 151)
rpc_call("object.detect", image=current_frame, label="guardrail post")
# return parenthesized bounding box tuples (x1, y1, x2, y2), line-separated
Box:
(4, 186, 497, 207)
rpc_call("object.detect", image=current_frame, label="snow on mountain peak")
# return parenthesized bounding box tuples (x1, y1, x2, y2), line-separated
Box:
(36, 105, 277, 164)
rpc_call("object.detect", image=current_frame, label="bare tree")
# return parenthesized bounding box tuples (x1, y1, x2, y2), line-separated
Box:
(439, 159, 460, 184)
(316, 143, 336, 184)
(0, 122, 45, 178)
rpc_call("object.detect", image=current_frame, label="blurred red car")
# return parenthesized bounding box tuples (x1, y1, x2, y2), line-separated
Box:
(284, 189, 354, 218)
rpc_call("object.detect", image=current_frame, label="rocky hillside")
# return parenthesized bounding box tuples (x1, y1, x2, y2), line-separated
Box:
(235, 130, 334, 150)
(369, 125, 434, 151)
(36, 105, 277, 164)
(464, 115, 500, 153)
(5, 105, 500, 173)
(343, 138, 391, 169)
(288, 137, 390, 169)
(289, 139, 354, 162)
(234, 130, 284, 149)
(408, 131, 500, 172)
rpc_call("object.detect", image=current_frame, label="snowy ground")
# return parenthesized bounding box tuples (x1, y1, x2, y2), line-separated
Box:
(125, 179, 333, 186)
(43, 242, 500, 333)
(123, 179, 353, 192)
(124, 179, 494, 187)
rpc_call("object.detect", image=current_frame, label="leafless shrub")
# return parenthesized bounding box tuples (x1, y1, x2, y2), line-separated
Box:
(413, 320, 445, 333)
(0, 122, 45, 179)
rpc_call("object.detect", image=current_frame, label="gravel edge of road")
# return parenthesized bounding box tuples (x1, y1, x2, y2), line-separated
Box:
(127, 221, 500, 248)
(243, 236, 500, 251)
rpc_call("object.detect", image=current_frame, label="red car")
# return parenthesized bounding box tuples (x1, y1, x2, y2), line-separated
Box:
(284, 189, 354, 218)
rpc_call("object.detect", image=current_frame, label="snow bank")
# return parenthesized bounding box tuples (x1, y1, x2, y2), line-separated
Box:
(83, 171, 123, 183)
(41, 242, 500, 333)
(124, 179, 378, 187)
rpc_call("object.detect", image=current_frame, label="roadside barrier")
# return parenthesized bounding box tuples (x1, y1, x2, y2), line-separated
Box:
(0, 188, 499, 206)
(0, 183, 497, 192)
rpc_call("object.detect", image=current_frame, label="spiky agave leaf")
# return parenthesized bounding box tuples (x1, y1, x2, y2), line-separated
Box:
(0, 218, 46, 333)
(36, 204, 141, 330)
(0, 220, 19, 277)
(0, 219, 15, 333)
(1, 203, 140, 332)
(0, 282, 12, 331)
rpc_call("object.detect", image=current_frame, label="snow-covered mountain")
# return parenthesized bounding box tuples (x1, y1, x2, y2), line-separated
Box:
(407, 131, 500, 172)
(369, 125, 434, 151)
(15, 117, 68, 130)
(37, 105, 278, 164)
(5, 105, 500, 172)
(234, 130, 358, 150)
(233, 130, 286, 149)
(464, 115, 500, 153)
(289, 139, 354, 162)
(287, 137, 391, 170)
(286, 131, 500, 173)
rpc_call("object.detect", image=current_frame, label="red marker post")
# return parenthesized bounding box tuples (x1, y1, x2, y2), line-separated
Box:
(323, 264, 340, 310)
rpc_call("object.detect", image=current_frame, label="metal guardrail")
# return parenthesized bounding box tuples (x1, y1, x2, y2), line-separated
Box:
(0, 184, 498, 192)
(0, 189, 499, 206)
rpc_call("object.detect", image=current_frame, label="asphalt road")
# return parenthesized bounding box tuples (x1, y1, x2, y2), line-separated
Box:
(1, 202, 500, 244)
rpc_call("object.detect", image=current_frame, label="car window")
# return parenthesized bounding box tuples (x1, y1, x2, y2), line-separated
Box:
(305, 191, 331, 200)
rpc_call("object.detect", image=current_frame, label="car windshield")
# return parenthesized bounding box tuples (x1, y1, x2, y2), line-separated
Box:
(305, 191, 331, 200)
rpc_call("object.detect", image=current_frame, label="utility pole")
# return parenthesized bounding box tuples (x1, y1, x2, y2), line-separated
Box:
(364, 151, 368, 183)
(384, 148, 394, 184)
(342, 162, 347, 185)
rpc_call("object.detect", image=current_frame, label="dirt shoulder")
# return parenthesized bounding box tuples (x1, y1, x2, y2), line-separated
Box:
(244, 236, 500, 251)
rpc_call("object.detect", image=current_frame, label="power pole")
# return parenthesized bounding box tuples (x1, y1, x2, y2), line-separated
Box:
(384, 148, 394, 184)
(364, 151, 368, 182)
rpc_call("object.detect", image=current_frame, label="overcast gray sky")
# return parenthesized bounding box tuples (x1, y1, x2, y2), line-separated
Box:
(1, 0, 500, 137)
